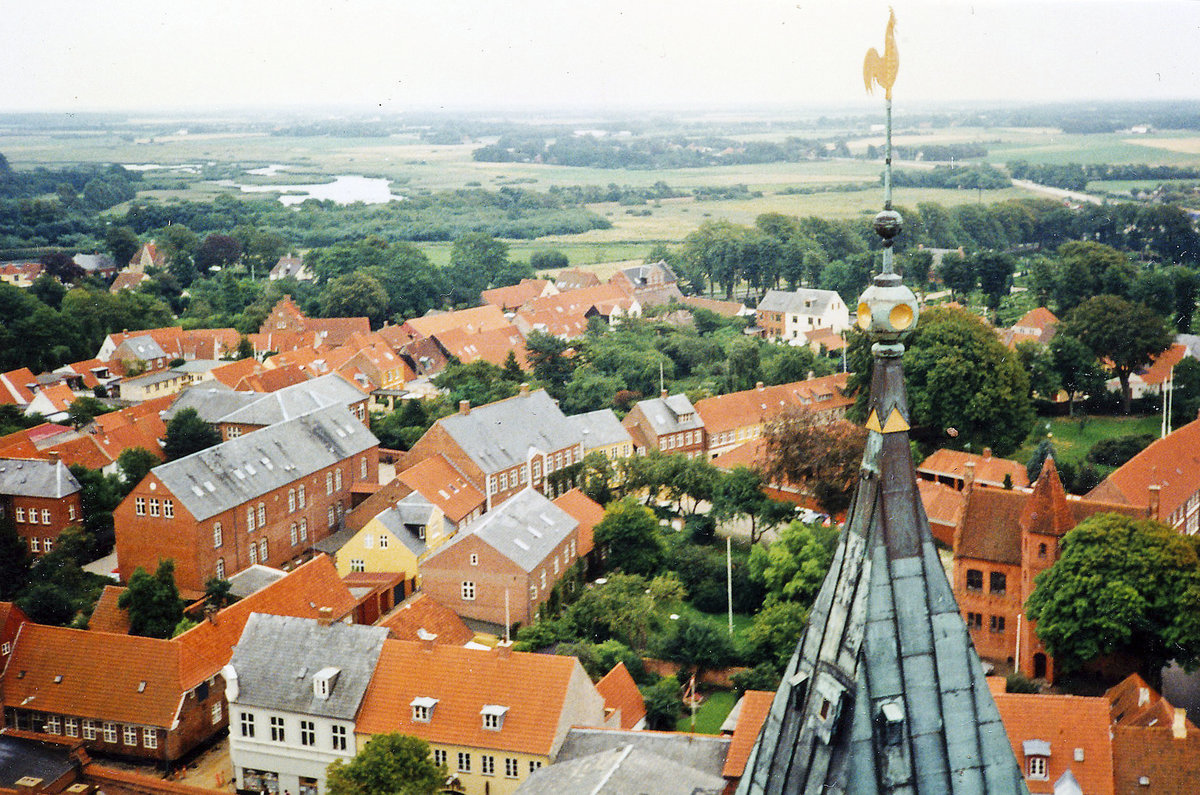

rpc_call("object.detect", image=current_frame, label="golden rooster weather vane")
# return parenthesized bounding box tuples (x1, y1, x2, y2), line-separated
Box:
(863, 8, 899, 100)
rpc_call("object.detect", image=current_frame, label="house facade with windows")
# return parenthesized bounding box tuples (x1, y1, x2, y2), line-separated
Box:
(113, 404, 378, 596)
(318, 499, 444, 592)
(0, 455, 82, 557)
(225, 614, 388, 795)
(419, 489, 589, 628)
(621, 391, 706, 457)
(755, 288, 851, 341)
(952, 459, 1143, 681)
(355, 639, 614, 795)
(568, 408, 633, 461)
(405, 387, 585, 510)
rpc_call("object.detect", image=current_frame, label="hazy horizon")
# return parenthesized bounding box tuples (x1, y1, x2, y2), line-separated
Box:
(5, 1, 1199, 116)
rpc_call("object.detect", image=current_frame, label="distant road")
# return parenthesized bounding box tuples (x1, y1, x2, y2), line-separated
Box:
(1011, 179, 1105, 206)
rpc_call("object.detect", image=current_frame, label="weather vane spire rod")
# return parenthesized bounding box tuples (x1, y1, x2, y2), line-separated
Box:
(864, 6, 900, 270)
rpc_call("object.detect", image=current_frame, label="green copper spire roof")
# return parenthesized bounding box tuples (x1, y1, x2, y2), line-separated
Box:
(734, 13, 1028, 792)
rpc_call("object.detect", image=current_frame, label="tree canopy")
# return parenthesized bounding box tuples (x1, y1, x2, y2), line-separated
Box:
(326, 733, 446, 795)
(163, 407, 222, 461)
(1025, 513, 1200, 680)
(118, 560, 184, 639)
(594, 498, 665, 577)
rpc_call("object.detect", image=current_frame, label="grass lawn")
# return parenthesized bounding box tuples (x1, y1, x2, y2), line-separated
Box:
(1015, 414, 1162, 468)
(673, 601, 755, 638)
(675, 689, 738, 734)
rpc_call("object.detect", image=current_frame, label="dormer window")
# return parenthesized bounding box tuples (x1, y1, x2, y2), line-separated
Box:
(1023, 739, 1051, 781)
(481, 704, 509, 731)
(411, 696, 438, 723)
(314, 667, 341, 700)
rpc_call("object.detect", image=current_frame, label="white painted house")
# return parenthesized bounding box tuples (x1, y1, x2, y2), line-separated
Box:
(224, 613, 388, 795)
(755, 288, 851, 342)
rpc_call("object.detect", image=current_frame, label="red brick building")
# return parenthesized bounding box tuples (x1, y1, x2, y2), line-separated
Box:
(0, 602, 28, 666)
(114, 404, 377, 596)
(622, 391, 706, 457)
(952, 459, 1144, 681)
(0, 455, 82, 556)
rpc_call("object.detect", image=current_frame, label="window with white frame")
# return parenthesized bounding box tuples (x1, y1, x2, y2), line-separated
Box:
(379, 534, 388, 549)
(481, 705, 508, 731)
(326, 472, 333, 495)
(434, 749, 447, 767)
(328, 506, 336, 528)
(257, 502, 265, 525)
(103, 722, 117, 743)
(65, 717, 79, 737)
(290, 523, 298, 545)
(41, 508, 50, 524)
(300, 719, 315, 746)
(82, 719, 97, 740)
(259, 538, 268, 562)
(500, 472, 508, 491)
(163, 500, 173, 518)
(458, 752, 472, 772)
(300, 518, 308, 541)
(331, 724, 347, 751)
(149, 498, 159, 517)
(46, 715, 61, 734)
(288, 489, 296, 512)
(30, 538, 39, 553)
(124, 725, 138, 745)
(240, 712, 255, 737)
(246, 506, 255, 531)
(461, 581, 476, 601)
(134, 498, 144, 516)
(470, 553, 479, 566)
(213, 522, 223, 548)
(360, 456, 367, 479)
(529, 760, 542, 773)
(364, 534, 374, 549)
(298, 485, 306, 508)
(505, 758, 519, 778)
(270, 716, 285, 742)
(42, 537, 52, 553)
(211, 701, 222, 724)
(69, 504, 76, 520)
(481, 755, 495, 775)
(1028, 757, 1048, 780)
(530, 585, 537, 601)
(249, 543, 258, 565)
(216, 558, 225, 579)
(144, 727, 157, 749)
(335, 468, 343, 491)
(227, 426, 241, 438)
(350, 559, 365, 572)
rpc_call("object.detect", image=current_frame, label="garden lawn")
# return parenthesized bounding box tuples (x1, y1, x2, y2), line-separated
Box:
(1016, 414, 1162, 469)
(675, 689, 738, 734)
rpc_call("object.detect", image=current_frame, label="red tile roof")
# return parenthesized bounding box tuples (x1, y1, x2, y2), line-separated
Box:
(681, 295, 746, 318)
(0, 368, 37, 405)
(1112, 724, 1200, 793)
(435, 325, 528, 367)
(1138, 344, 1188, 388)
(918, 447, 1030, 489)
(595, 662, 646, 730)
(357, 639, 589, 756)
(552, 489, 604, 558)
(722, 690, 775, 778)
(376, 592, 475, 646)
(1104, 673, 1194, 730)
(694, 374, 852, 436)
(402, 305, 514, 340)
(208, 358, 262, 389)
(917, 479, 966, 547)
(1087, 419, 1200, 519)
(87, 586, 131, 634)
(398, 455, 484, 524)
(482, 279, 555, 310)
(554, 268, 602, 291)
(993, 691, 1115, 795)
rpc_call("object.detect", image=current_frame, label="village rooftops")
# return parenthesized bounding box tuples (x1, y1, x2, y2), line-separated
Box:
(150, 403, 376, 521)
(757, 287, 844, 317)
(631, 392, 703, 436)
(214, 372, 365, 426)
(226, 613, 388, 721)
(439, 388, 582, 475)
(397, 454, 484, 524)
(568, 408, 632, 449)
(426, 488, 577, 573)
(117, 335, 169, 362)
(0, 457, 80, 499)
(162, 385, 255, 422)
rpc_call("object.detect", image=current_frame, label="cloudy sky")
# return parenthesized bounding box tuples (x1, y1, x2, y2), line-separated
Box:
(4, 0, 1198, 113)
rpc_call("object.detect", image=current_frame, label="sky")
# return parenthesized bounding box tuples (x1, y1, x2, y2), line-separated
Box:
(4, 0, 1199, 114)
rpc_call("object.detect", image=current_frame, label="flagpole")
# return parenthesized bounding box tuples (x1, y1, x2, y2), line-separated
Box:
(726, 535, 734, 636)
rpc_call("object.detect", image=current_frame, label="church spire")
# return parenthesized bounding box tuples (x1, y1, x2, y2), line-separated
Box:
(735, 11, 1028, 793)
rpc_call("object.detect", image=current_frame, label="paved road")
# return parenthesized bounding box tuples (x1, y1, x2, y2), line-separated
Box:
(1012, 179, 1104, 206)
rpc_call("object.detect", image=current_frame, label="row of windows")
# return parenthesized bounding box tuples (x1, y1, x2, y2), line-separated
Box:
(287, 486, 307, 513)
(240, 711, 348, 751)
(964, 569, 1007, 595)
(14, 507, 59, 524)
(28, 537, 54, 553)
(46, 715, 158, 749)
(432, 749, 539, 777)
(362, 533, 389, 550)
(965, 612, 1006, 633)
(663, 430, 700, 450)
(134, 497, 174, 518)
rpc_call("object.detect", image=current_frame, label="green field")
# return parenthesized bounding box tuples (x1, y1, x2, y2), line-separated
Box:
(675, 689, 738, 734)
(1015, 414, 1163, 468)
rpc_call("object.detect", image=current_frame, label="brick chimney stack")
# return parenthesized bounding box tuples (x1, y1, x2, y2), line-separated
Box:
(660, 389, 669, 400)
(520, 383, 530, 397)
(317, 606, 333, 627)
(963, 461, 976, 494)
(48, 451, 60, 465)
(1174, 707, 1188, 739)
(496, 639, 513, 658)
(1149, 484, 1162, 521)
(459, 400, 471, 416)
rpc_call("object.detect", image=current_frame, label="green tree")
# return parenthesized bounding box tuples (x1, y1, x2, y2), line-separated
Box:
(163, 407, 222, 461)
(594, 498, 665, 576)
(530, 249, 570, 272)
(1061, 295, 1173, 413)
(760, 409, 867, 516)
(0, 518, 30, 599)
(641, 675, 684, 730)
(1014, 340, 1061, 401)
(105, 225, 141, 268)
(747, 519, 839, 607)
(1026, 513, 1200, 681)
(432, 360, 520, 408)
(326, 733, 446, 795)
(446, 232, 508, 306)
(655, 615, 736, 680)
(236, 335, 255, 360)
(1170, 357, 1200, 429)
(1025, 439, 1058, 484)
(745, 600, 810, 671)
(972, 251, 1016, 312)
(564, 573, 662, 650)
(194, 233, 242, 274)
(723, 337, 763, 393)
(1052, 241, 1136, 314)
(1049, 333, 1107, 416)
(320, 271, 389, 326)
(936, 252, 975, 302)
(525, 329, 576, 398)
(204, 576, 235, 610)
(17, 581, 75, 625)
(117, 447, 159, 491)
(712, 466, 770, 543)
(67, 396, 112, 429)
(118, 560, 184, 639)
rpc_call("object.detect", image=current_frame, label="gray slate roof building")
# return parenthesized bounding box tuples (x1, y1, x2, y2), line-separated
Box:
(226, 613, 388, 720)
(117, 335, 168, 362)
(217, 373, 365, 427)
(151, 403, 376, 521)
(555, 727, 730, 775)
(736, 278, 1028, 792)
(757, 287, 843, 317)
(517, 744, 727, 795)
(226, 564, 287, 599)
(569, 408, 632, 450)
(163, 385, 255, 423)
(632, 393, 703, 436)
(426, 488, 576, 572)
(439, 389, 582, 474)
(0, 458, 81, 499)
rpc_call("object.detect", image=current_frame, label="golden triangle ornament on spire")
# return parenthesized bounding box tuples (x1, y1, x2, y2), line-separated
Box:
(863, 7, 899, 100)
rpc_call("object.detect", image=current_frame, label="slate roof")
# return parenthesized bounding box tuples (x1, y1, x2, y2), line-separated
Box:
(226, 564, 287, 599)
(426, 489, 577, 573)
(736, 341, 1026, 793)
(356, 639, 587, 757)
(216, 373, 364, 426)
(438, 389, 582, 475)
(757, 287, 843, 317)
(117, 335, 168, 361)
(0, 458, 80, 498)
(228, 613, 387, 721)
(370, 504, 429, 557)
(150, 404, 376, 521)
(631, 393, 703, 436)
(0, 733, 78, 789)
(163, 386, 256, 423)
(554, 727, 730, 776)
(569, 408, 632, 450)
(517, 744, 728, 795)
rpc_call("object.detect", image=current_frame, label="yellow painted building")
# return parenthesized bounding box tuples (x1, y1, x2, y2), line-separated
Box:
(325, 495, 454, 579)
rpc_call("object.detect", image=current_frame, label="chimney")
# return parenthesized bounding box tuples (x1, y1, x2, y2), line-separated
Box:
(317, 606, 333, 627)
(204, 603, 218, 625)
(982, 447, 992, 459)
(48, 451, 60, 465)
(756, 381, 765, 391)
(519, 383, 530, 397)
(417, 628, 437, 651)
(1149, 484, 1162, 521)
(1174, 707, 1188, 739)
(496, 639, 513, 658)
(660, 389, 669, 400)
(459, 400, 471, 416)
(963, 462, 976, 494)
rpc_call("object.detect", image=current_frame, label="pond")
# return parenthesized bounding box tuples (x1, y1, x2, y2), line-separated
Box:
(222, 174, 405, 206)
